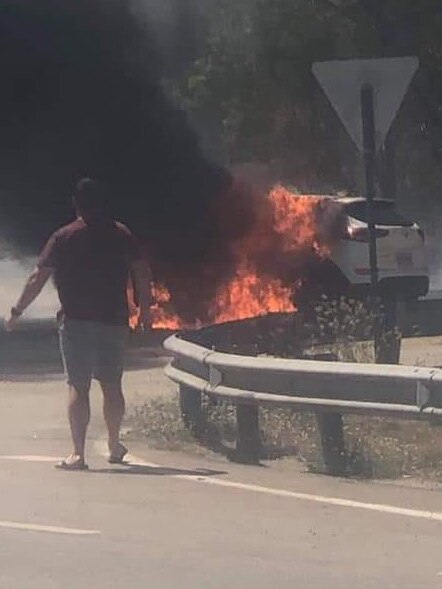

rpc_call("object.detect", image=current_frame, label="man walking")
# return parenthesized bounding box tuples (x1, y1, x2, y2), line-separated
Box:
(5, 178, 151, 470)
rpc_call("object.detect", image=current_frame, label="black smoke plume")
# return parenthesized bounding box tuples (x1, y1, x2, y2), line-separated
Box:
(0, 0, 247, 322)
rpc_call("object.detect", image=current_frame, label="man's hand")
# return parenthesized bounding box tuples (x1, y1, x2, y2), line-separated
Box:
(138, 304, 153, 331)
(131, 259, 153, 332)
(4, 311, 20, 332)
(5, 266, 53, 333)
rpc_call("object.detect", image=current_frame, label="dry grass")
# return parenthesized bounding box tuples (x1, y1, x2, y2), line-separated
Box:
(344, 416, 442, 480)
(125, 394, 442, 482)
(258, 408, 442, 482)
(126, 396, 195, 451)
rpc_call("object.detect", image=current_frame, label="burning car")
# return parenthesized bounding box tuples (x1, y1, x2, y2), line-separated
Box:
(304, 196, 429, 301)
(131, 186, 429, 332)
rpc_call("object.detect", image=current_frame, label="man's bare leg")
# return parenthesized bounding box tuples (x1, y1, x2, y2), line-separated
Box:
(100, 381, 126, 459)
(67, 384, 91, 460)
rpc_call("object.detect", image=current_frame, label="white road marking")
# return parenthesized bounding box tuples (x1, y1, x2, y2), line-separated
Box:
(0, 520, 100, 536)
(94, 444, 442, 523)
(0, 455, 61, 463)
(0, 455, 100, 536)
(4, 448, 442, 524)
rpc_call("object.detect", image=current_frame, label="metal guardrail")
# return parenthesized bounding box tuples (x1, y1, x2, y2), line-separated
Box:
(163, 333, 442, 473)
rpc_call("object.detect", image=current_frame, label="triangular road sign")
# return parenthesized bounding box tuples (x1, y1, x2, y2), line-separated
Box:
(312, 57, 418, 152)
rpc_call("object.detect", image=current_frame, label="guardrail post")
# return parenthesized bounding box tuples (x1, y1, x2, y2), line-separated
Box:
(316, 413, 346, 476)
(376, 301, 401, 364)
(236, 404, 261, 464)
(179, 385, 203, 438)
(376, 330, 401, 364)
(311, 352, 346, 476)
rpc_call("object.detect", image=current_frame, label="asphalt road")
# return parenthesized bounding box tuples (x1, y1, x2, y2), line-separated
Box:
(3, 233, 442, 586)
(2, 344, 442, 589)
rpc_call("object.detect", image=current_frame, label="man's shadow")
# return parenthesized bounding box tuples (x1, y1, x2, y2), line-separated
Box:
(89, 462, 227, 478)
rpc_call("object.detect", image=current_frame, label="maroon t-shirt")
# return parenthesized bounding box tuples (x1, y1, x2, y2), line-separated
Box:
(38, 218, 139, 325)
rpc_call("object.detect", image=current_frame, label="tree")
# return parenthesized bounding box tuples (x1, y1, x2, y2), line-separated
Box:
(177, 0, 357, 191)
(177, 0, 442, 202)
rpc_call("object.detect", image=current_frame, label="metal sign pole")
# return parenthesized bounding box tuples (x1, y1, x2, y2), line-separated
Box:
(361, 83, 382, 358)
(361, 83, 378, 294)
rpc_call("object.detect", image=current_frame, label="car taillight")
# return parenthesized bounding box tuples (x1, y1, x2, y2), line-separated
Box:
(344, 227, 389, 242)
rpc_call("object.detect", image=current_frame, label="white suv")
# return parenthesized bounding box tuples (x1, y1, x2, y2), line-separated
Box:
(303, 196, 429, 301)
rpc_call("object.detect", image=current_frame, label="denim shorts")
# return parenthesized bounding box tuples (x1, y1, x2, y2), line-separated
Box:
(59, 319, 128, 390)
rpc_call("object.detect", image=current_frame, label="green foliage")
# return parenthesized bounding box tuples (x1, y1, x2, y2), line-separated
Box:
(176, 0, 442, 195)
(175, 0, 352, 188)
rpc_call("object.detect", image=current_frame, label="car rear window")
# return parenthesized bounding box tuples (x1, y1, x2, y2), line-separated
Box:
(344, 201, 414, 227)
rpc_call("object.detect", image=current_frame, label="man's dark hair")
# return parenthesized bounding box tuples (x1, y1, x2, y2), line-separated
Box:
(72, 178, 106, 213)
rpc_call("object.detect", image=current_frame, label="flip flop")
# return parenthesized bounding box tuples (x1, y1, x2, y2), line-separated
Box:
(108, 443, 128, 464)
(55, 455, 89, 471)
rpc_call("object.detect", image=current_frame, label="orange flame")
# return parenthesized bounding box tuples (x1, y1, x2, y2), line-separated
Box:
(150, 285, 184, 330)
(211, 262, 295, 324)
(270, 186, 327, 254)
(128, 284, 185, 331)
(130, 184, 330, 330)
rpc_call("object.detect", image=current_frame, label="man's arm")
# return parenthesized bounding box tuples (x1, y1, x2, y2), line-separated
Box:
(5, 266, 53, 331)
(130, 259, 153, 328)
